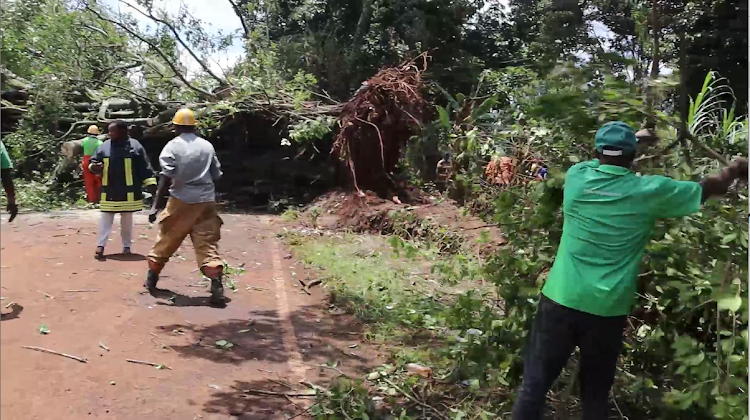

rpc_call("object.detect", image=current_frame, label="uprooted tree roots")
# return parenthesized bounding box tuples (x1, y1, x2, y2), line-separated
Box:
(332, 54, 428, 197)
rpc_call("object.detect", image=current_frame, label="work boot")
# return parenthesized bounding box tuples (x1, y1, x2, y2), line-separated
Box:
(209, 277, 225, 305)
(144, 270, 159, 291)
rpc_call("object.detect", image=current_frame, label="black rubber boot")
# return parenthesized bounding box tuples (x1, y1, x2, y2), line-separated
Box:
(209, 277, 225, 305)
(144, 270, 159, 291)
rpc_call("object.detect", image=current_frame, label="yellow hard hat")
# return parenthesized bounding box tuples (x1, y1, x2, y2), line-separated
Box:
(172, 108, 196, 126)
(87, 125, 100, 135)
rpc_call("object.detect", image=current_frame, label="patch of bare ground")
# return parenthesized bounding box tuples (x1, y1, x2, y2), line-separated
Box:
(303, 189, 506, 257)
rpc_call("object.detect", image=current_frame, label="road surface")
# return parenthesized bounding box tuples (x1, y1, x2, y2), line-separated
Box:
(1, 210, 373, 419)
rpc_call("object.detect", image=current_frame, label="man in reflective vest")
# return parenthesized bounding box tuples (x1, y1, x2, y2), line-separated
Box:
(81, 125, 104, 203)
(89, 120, 157, 259)
(145, 108, 226, 305)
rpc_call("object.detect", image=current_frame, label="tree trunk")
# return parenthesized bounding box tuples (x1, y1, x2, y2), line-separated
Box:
(61, 139, 85, 160)
(678, 31, 692, 167)
(351, 0, 374, 54)
(645, 0, 660, 130)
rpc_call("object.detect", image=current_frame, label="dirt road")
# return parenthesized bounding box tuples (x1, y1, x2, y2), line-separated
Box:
(1, 210, 374, 419)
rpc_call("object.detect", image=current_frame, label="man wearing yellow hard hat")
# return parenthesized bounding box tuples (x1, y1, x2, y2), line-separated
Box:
(146, 108, 226, 305)
(81, 125, 103, 203)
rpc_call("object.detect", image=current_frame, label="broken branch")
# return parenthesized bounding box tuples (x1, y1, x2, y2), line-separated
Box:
(229, 385, 317, 398)
(126, 358, 171, 369)
(23, 346, 87, 363)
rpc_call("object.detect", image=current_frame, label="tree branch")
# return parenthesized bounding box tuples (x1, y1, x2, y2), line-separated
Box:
(70, 79, 155, 103)
(85, 3, 216, 100)
(227, 0, 251, 39)
(93, 61, 143, 88)
(120, 0, 229, 87)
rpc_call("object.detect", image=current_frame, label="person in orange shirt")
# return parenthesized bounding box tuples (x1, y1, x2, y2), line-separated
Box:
(81, 125, 103, 203)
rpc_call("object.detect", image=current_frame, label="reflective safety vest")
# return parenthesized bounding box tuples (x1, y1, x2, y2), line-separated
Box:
(89, 138, 156, 212)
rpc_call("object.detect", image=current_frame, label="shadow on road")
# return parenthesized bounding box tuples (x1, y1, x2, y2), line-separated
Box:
(202, 379, 304, 419)
(105, 253, 147, 262)
(159, 312, 286, 365)
(1, 304, 23, 321)
(156, 303, 375, 374)
(150, 288, 231, 308)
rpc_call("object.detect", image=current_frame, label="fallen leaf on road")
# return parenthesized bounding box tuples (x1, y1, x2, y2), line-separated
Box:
(215, 340, 234, 350)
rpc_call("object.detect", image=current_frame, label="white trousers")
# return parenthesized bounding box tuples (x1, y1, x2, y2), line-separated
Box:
(97, 212, 134, 249)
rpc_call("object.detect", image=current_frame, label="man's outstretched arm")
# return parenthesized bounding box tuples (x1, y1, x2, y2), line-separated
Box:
(700, 158, 748, 202)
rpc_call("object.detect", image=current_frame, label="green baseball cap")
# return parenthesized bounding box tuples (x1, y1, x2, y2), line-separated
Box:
(595, 121, 637, 156)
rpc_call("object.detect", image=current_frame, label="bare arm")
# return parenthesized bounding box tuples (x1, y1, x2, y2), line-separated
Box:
(153, 175, 172, 211)
(2, 168, 18, 222)
(700, 158, 747, 202)
(210, 152, 222, 181)
(2, 169, 16, 204)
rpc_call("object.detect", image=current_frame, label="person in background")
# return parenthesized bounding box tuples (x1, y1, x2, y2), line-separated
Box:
(89, 120, 157, 259)
(498, 156, 517, 185)
(1, 141, 18, 222)
(537, 165, 548, 180)
(81, 125, 103, 203)
(511, 121, 748, 420)
(145, 108, 225, 305)
(435, 152, 452, 191)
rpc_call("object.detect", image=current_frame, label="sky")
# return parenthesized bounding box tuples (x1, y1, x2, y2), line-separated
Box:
(99, 0, 644, 82)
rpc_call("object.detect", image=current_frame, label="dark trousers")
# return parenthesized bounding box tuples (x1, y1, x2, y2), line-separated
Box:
(511, 294, 627, 420)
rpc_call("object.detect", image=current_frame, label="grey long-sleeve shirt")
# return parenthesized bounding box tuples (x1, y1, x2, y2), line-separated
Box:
(159, 133, 222, 204)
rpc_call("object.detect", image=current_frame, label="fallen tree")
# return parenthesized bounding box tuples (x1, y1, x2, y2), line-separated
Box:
(332, 54, 428, 197)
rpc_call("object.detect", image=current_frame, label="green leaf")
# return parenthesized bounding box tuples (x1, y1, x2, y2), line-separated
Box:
(687, 352, 705, 366)
(436, 106, 451, 130)
(215, 340, 234, 349)
(717, 295, 742, 312)
(721, 233, 737, 245)
(470, 95, 498, 122)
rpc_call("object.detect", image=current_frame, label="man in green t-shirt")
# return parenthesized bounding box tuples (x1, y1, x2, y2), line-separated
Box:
(81, 125, 104, 203)
(512, 121, 748, 420)
(1, 141, 18, 222)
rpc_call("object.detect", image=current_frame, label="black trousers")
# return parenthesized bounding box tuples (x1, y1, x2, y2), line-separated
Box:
(511, 294, 627, 420)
